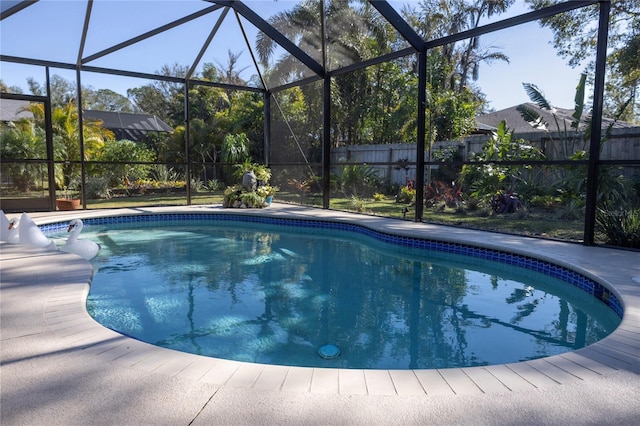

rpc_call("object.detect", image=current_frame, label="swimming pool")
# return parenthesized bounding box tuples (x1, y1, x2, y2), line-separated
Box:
(45, 212, 623, 370)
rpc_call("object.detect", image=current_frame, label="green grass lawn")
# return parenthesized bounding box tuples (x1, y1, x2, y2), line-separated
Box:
(79, 191, 583, 242)
(86, 193, 224, 209)
(327, 195, 583, 241)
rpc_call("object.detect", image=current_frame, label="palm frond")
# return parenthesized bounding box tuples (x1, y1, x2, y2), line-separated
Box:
(479, 51, 510, 64)
(255, 31, 274, 68)
(522, 83, 552, 110)
(571, 73, 586, 129)
(517, 104, 547, 130)
(496, 119, 509, 138)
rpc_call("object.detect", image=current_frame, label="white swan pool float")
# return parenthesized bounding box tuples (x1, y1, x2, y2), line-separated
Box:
(60, 218, 100, 260)
(12, 212, 57, 251)
(1, 210, 20, 244)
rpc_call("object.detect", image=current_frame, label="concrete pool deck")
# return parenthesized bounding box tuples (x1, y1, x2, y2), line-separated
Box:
(1, 205, 639, 425)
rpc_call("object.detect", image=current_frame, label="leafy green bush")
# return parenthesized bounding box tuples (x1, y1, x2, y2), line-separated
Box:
(85, 176, 112, 199)
(595, 206, 640, 248)
(459, 120, 544, 202)
(552, 199, 584, 221)
(395, 185, 415, 204)
(349, 195, 367, 212)
(233, 160, 271, 183)
(1, 120, 47, 191)
(425, 180, 463, 209)
(333, 164, 381, 197)
(206, 179, 222, 191)
(95, 139, 156, 185)
(151, 165, 182, 183)
(223, 184, 266, 208)
(190, 178, 205, 192)
(240, 191, 265, 208)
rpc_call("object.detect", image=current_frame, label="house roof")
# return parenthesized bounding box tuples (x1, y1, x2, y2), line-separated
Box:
(1, 100, 173, 142)
(82, 110, 173, 142)
(472, 122, 496, 134)
(83, 110, 173, 132)
(476, 103, 637, 135)
(0, 98, 33, 121)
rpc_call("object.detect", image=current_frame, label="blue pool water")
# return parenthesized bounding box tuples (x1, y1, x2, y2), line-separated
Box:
(52, 216, 621, 369)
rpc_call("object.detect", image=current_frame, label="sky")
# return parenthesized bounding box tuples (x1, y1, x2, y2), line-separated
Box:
(0, 0, 590, 112)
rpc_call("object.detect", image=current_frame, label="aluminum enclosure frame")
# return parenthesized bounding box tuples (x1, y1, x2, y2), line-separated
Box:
(0, 0, 610, 245)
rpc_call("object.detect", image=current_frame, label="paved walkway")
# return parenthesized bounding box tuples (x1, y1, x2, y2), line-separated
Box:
(1, 206, 639, 425)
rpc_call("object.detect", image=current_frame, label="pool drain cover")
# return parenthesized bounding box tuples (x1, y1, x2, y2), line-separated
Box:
(318, 344, 341, 359)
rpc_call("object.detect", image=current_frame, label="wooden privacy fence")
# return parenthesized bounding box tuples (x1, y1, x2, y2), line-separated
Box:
(330, 128, 640, 187)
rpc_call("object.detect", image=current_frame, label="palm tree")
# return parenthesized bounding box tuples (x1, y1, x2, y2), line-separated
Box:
(257, 1, 407, 145)
(456, 0, 513, 90)
(256, 0, 323, 84)
(408, 0, 512, 93)
(0, 118, 48, 192)
(25, 102, 113, 188)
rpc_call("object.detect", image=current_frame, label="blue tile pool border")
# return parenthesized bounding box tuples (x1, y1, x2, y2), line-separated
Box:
(42, 212, 623, 318)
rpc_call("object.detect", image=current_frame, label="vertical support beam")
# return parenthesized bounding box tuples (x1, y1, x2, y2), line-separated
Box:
(72, 0, 92, 210)
(264, 91, 271, 166)
(44, 67, 56, 210)
(583, 0, 610, 245)
(75, 67, 86, 209)
(322, 76, 331, 209)
(184, 82, 191, 204)
(321, 0, 330, 209)
(415, 50, 427, 221)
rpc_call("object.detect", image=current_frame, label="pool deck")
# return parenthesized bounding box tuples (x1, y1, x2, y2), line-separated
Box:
(1, 205, 639, 425)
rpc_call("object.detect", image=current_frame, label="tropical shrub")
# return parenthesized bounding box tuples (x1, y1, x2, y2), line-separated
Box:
(517, 74, 589, 159)
(430, 146, 462, 184)
(287, 178, 312, 201)
(0, 120, 48, 192)
(95, 139, 156, 186)
(190, 178, 205, 192)
(150, 165, 182, 183)
(459, 120, 544, 203)
(333, 164, 381, 197)
(395, 185, 416, 204)
(256, 185, 279, 198)
(233, 160, 272, 184)
(206, 179, 222, 191)
(222, 133, 250, 183)
(349, 195, 367, 212)
(85, 175, 112, 199)
(222, 185, 266, 208)
(517, 74, 634, 220)
(596, 205, 640, 248)
(240, 191, 265, 208)
(425, 180, 463, 209)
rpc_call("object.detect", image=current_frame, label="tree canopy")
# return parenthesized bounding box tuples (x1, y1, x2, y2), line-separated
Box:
(2, 0, 634, 164)
(525, 0, 640, 123)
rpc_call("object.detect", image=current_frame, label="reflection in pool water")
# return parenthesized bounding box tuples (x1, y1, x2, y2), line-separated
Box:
(70, 218, 620, 369)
